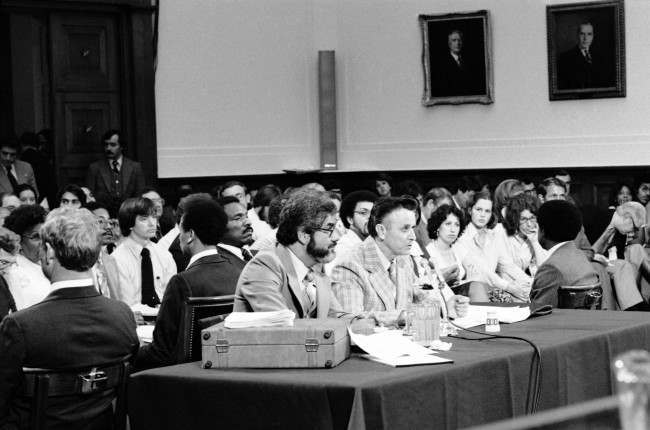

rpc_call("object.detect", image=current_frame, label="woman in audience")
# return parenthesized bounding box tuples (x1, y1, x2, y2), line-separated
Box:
(56, 183, 86, 209)
(502, 194, 548, 276)
(426, 187, 453, 210)
(0, 227, 20, 318)
(3, 205, 50, 310)
(0, 193, 21, 213)
(454, 191, 531, 302)
(493, 179, 525, 223)
(15, 184, 38, 206)
(426, 205, 467, 287)
(611, 183, 634, 208)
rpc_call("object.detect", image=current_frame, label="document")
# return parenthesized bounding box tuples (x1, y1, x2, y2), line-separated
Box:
(224, 310, 295, 328)
(136, 325, 154, 343)
(350, 328, 453, 367)
(453, 305, 530, 329)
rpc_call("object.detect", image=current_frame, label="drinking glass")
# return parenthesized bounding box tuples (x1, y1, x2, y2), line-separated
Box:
(613, 350, 650, 430)
(412, 302, 440, 347)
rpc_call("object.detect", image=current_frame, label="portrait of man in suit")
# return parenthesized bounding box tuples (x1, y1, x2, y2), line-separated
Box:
(0, 140, 38, 196)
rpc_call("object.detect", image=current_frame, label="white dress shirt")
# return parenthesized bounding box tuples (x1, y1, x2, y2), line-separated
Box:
(111, 236, 177, 308)
(187, 248, 219, 269)
(157, 225, 179, 251)
(5, 255, 51, 310)
(248, 208, 272, 241)
(250, 228, 277, 252)
(325, 229, 363, 275)
(218, 243, 245, 261)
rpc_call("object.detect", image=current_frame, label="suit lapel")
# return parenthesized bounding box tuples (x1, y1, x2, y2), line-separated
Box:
(362, 238, 397, 311)
(99, 162, 113, 192)
(311, 265, 330, 319)
(121, 158, 133, 187)
(276, 245, 309, 317)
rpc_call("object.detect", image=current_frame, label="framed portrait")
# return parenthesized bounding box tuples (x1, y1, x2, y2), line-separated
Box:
(419, 10, 493, 107)
(547, 0, 625, 101)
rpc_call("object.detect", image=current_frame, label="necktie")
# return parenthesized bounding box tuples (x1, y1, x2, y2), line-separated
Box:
(5, 166, 18, 193)
(584, 50, 592, 64)
(303, 271, 317, 316)
(456, 55, 463, 68)
(112, 160, 119, 174)
(242, 248, 253, 262)
(140, 247, 160, 306)
(388, 260, 398, 285)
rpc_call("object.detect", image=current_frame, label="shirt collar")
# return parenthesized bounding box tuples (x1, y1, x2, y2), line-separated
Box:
(109, 155, 123, 169)
(547, 241, 569, 258)
(51, 278, 94, 292)
(125, 236, 151, 254)
(187, 248, 218, 268)
(287, 248, 310, 283)
(372, 238, 392, 272)
(218, 243, 244, 261)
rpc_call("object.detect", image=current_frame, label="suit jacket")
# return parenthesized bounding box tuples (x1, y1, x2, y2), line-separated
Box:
(169, 235, 190, 272)
(0, 160, 38, 196)
(330, 237, 415, 313)
(0, 275, 15, 320)
(20, 148, 55, 204)
(216, 245, 248, 274)
(530, 242, 599, 309)
(0, 285, 138, 429)
(85, 157, 145, 205)
(137, 253, 244, 369)
(558, 45, 614, 90)
(431, 51, 485, 97)
(234, 244, 348, 319)
(414, 218, 431, 260)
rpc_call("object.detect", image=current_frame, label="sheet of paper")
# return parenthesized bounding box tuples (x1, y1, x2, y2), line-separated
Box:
(136, 325, 154, 343)
(224, 310, 295, 328)
(453, 305, 531, 329)
(361, 353, 452, 367)
(131, 304, 159, 317)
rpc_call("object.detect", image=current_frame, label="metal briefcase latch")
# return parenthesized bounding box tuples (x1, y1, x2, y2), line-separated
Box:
(215, 339, 229, 353)
(305, 338, 319, 352)
(78, 368, 108, 394)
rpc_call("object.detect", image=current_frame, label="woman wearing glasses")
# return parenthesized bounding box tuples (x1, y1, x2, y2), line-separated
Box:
(502, 194, 548, 277)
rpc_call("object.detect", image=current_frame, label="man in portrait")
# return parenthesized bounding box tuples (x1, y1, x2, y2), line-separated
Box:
(431, 28, 485, 97)
(557, 21, 615, 90)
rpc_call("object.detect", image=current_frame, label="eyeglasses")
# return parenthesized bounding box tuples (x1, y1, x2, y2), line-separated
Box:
(314, 226, 337, 237)
(353, 210, 371, 217)
(519, 215, 537, 225)
(22, 232, 41, 241)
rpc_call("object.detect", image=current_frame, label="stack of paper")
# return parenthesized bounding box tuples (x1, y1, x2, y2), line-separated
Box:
(131, 303, 159, 317)
(453, 305, 530, 329)
(349, 329, 452, 367)
(136, 325, 154, 343)
(224, 310, 295, 328)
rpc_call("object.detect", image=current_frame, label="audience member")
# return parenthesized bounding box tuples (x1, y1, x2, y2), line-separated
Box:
(19, 131, 54, 205)
(375, 173, 393, 197)
(301, 182, 326, 192)
(554, 169, 580, 207)
(610, 182, 633, 210)
(0, 193, 20, 213)
(217, 196, 255, 266)
(522, 178, 536, 197)
(86, 129, 146, 215)
(112, 197, 177, 308)
(141, 187, 165, 242)
(3, 205, 50, 310)
(635, 178, 650, 225)
(0, 227, 20, 318)
(0, 139, 38, 197)
(0, 208, 138, 429)
(249, 192, 290, 252)
(56, 183, 86, 209)
(248, 184, 281, 241)
(15, 184, 37, 206)
(220, 180, 248, 207)
(394, 180, 423, 205)
(137, 195, 237, 369)
(493, 179, 525, 222)
(502, 194, 548, 275)
(86, 201, 120, 298)
(450, 175, 480, 210)
(425, 204, 467, 287)
(454, 191, 531, 302)
(166, 193, 212, 272)
(234, 189, 349, 318)
(530, 200, 599, 309)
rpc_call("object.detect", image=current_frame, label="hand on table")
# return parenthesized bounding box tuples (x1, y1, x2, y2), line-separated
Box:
(446, 295, 470, 318)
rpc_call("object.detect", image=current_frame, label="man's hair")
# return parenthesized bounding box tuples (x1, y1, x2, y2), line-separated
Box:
(634, 178, 650, 192)
(577, 21, 594, 35)
(467, 190, 497, 229)
(427, 204, 466, 241)
(56, 184, 87, 208)
(375, 173, 393, 185)
(252, 184, 282, 209)
(118, 197, 155, 237)
(494, 179, 525, 221)
(276, 190, 336, 246)
(141, 186, 161, 197)
(5, 204, 47, 236)
(452, 175, 480, 194)
(267, 193, 292, 229)
(175, 193, 212, 224)
(41, 208, 102, 271)
(218, 195, 243, 209)
(423, 187, 452, 206)
(367, 196, 418, 238)
(101, 129, 125, 148)
(554, 169, 570, 177)
(339, 190, 378, 229)
(15, 183, 38, 201)
(394, 180, 423, 199)
(85, 201, 108, 213)
(448, 29, 463, 38)
(0, 226, 20, 255)
(538, 200, 582, 243)
(536, 177, 566, 197)
(180, 196, 228, 246)
(221, 180, 247, 195)
(503, 194, 541, 236)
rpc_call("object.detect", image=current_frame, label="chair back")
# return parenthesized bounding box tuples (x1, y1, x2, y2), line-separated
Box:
(177, 295, 234, 362)
(558, 282, 602, 310)
(21, 356, 131, 430)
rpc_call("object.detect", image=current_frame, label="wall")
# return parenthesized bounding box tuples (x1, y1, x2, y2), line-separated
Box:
(155, 0, 650, 178)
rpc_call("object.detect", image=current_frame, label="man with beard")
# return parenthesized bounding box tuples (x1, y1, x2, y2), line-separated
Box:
(325, 190, 377, 275)
(136, 196, 238, 369)
(86, 201, 120, 298)
(234, 190, 349, 318)
(331, 197, 469, 322)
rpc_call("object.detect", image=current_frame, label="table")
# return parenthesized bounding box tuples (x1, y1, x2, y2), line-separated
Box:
(128, 309, 650, 430)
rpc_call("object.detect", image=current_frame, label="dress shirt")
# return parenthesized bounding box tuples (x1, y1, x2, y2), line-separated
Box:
(288, 248, 310, 296)
(5, 255, 50, 310)
(111, 236, 177, 307)
(50, 278, 94, 291)
(505, 235, 549, 273)
(109, 155, 123, 171)
(426, 241, 466, 284)
(157, 225, 179, 251)
(324, 229, 363, 275)
(187, 248, 219, 269)
(218, 243, 246, 261)
(546, 241, 570, 259)
(250, 228, 277, 252)
(247, 208, 272, 241)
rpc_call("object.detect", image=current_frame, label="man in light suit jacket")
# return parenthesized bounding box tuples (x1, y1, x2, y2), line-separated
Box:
(86, 129, 145, 215)
(0, 140, 38, 196)
(331, 197, 469, 323)
(234, 189, 349, 319)
(0, 208, 138, 429)
(137, 196, 241, 369)
(530, 200, 599, 309)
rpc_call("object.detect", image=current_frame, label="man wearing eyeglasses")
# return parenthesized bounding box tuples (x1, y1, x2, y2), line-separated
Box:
(234, 189, 350, 319)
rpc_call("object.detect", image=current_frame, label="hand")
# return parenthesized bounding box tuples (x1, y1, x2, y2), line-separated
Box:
(349, 317, 376, 335)
(441, 265, 460, 284)
(371, 310, 401, 328)
(506, 280, 532, 302)
(447, 295, 469, 318)
(524, 226, 539, 244)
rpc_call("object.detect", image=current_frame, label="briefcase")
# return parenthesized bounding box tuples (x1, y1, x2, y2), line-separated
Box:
(201, 319, 350, 369)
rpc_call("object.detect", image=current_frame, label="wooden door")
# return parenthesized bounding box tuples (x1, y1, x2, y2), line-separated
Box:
(50, 12, 122, 187)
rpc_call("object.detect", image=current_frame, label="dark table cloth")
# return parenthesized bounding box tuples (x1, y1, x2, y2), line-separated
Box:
(128, 309, 650, 429)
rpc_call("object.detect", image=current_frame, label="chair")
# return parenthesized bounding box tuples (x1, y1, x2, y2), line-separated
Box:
(21, 356, 131, 430)
(558, 283, 603, 310)
(176, 295, 234, 362)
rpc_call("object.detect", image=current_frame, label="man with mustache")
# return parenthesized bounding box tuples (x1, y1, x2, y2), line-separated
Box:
(217, 196, 255, 267)
(86, 129, 146, 216)
(234, 190, 349, 318)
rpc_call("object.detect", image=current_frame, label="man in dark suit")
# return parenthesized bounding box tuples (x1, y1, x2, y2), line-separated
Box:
(217, 196, 255, 268)
(0, 207, 138, 429)
(431, 29, 485, 97)
(558, 22, 615, 90)
(137, 196, 241, 369)
(530, 200, 599, 309)
(86, 129, 146, 216)
(0, 139, 38, 196)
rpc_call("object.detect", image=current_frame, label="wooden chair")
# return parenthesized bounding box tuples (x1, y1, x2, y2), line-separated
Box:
(176, 295, 234, 362)
(558, 282, 603, 310)
(21, 356, 131, 430)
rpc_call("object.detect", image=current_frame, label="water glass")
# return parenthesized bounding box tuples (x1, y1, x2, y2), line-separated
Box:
(613, 350, 650, 430)
(412, 302, 440, 347)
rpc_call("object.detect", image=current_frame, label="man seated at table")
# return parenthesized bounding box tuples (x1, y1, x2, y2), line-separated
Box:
(0, 208, 138, 429)
(331, 196, 469, 323)
(234, 189, 350, 318)
(137, 195, 240, 369)
(530, 200, 599, 309)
